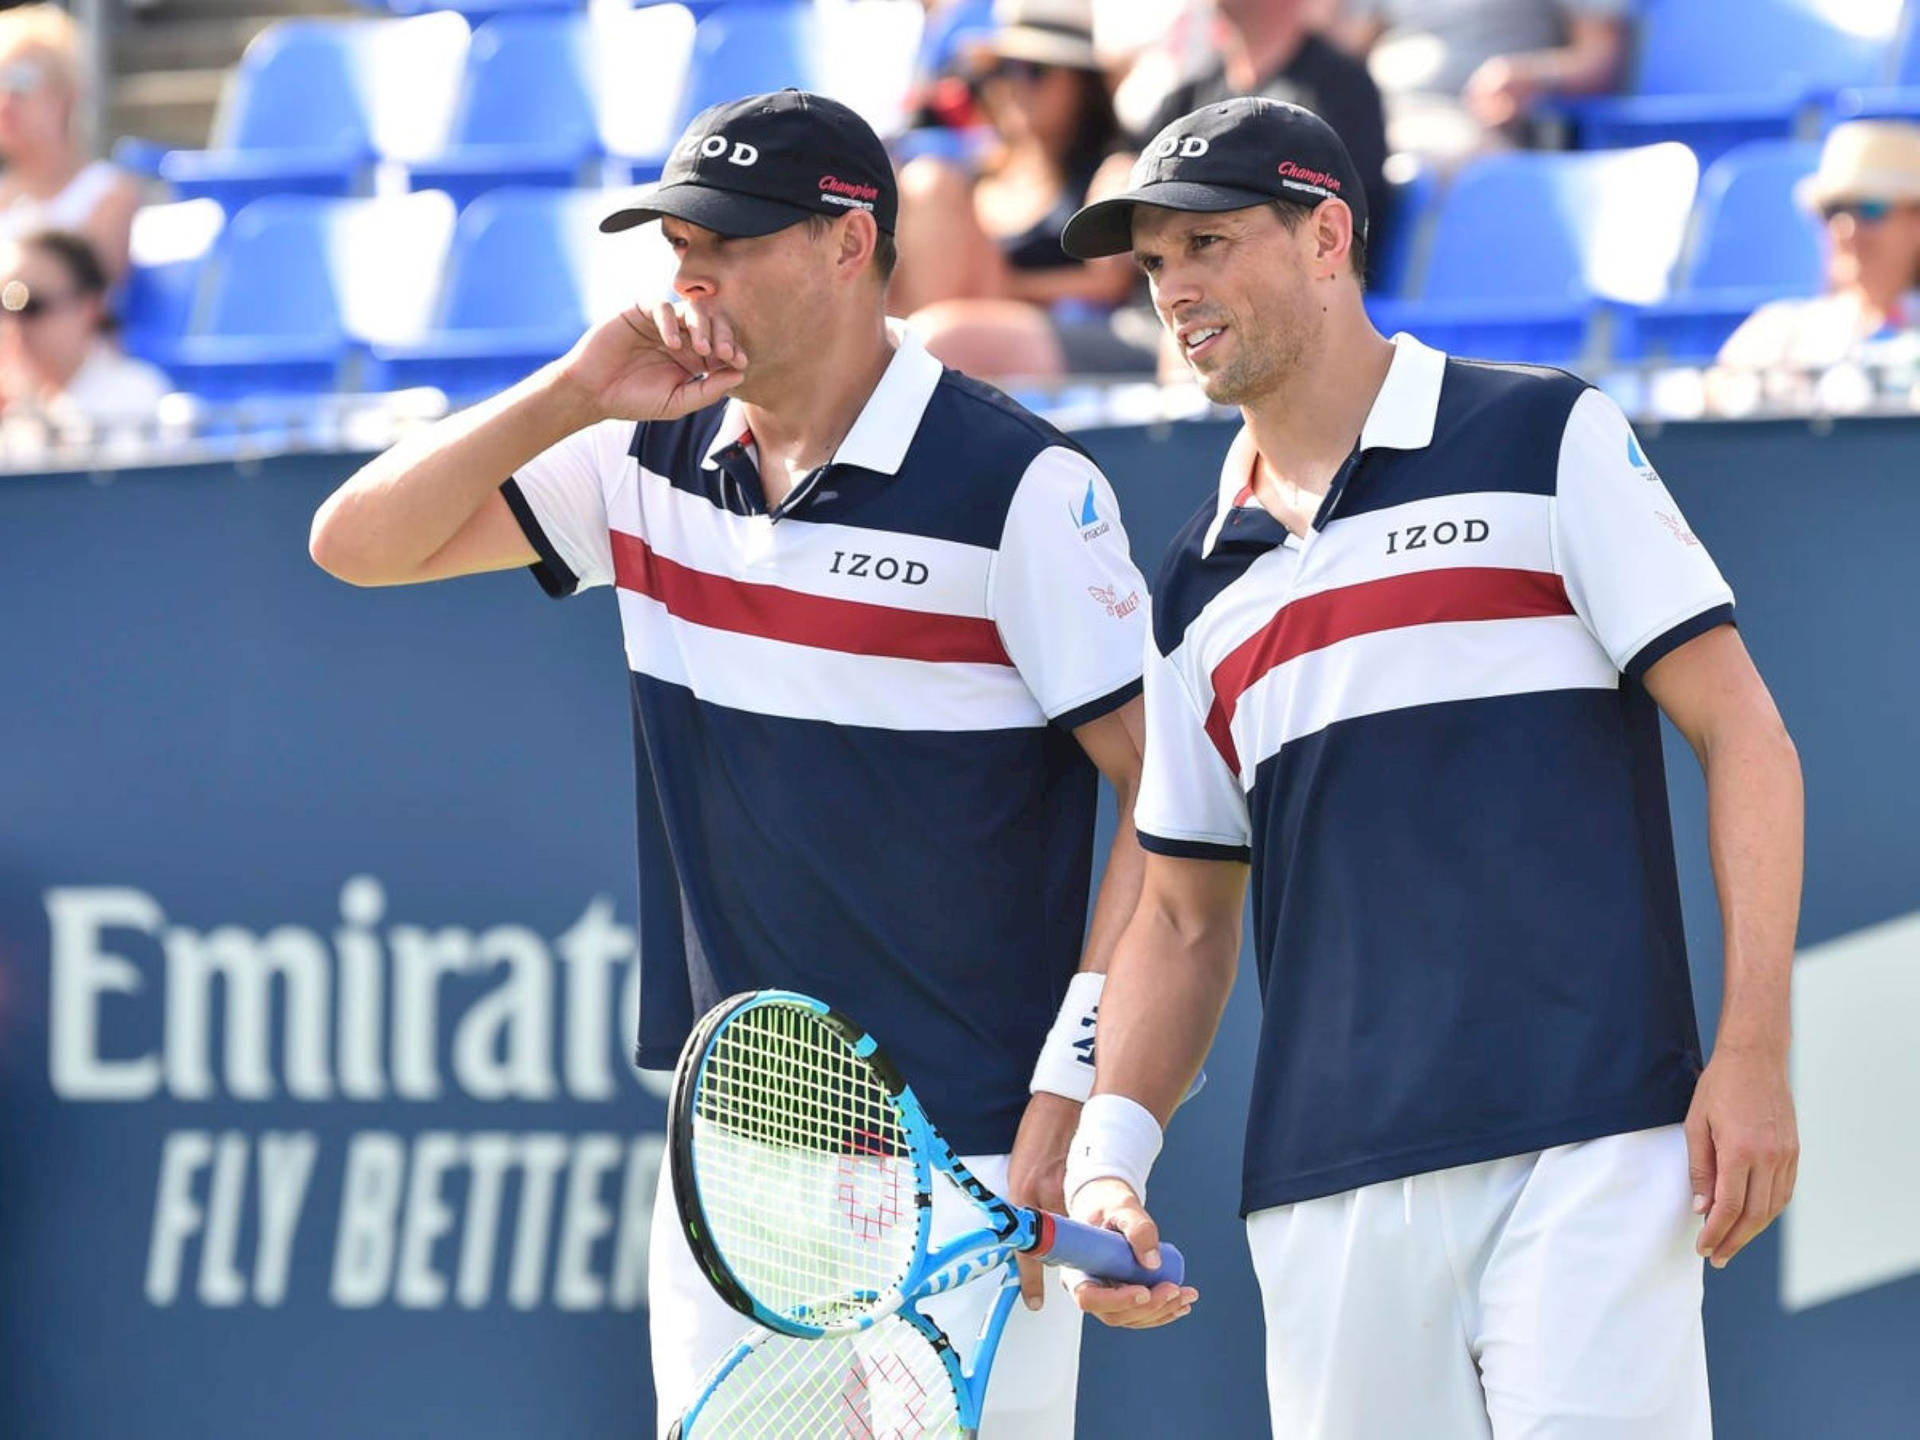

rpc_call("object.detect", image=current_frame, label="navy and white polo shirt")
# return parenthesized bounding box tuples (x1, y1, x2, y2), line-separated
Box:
(1137, 334, 1735, 1214)
(502, 328, 1147, 1154)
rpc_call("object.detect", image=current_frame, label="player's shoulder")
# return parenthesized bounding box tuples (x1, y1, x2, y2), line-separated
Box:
(1149, 494, 1234, 659)
(888, 369, 1099, 548)
(1438, 355, 1591, 436)
(915, 368, 1094, 470)
(1419, 355, 1594, 496)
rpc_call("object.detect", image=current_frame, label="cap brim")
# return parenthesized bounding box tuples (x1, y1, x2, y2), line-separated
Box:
(1060, 181, 1281, 259)
(599, 182, 818, 237)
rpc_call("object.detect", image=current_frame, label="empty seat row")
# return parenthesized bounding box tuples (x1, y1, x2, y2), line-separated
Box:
(121, 189, 680, 400)
(124, 1, 924, 212)
(117, 136, 1829, 405)
(1367, 139, 1828, 367)
(1552, 0, 1915, 163)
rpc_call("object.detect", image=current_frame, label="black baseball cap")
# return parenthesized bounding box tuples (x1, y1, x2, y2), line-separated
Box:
(601, 89, 898, 237)
(1061, 96, 1366, 259)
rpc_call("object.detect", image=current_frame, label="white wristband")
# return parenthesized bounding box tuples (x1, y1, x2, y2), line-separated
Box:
(1063, 1093, 1163, 1211)
(1028, 971, 1104, 1102)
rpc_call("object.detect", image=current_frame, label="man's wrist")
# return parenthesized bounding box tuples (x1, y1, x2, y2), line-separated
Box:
(1063, 1093, 1162, 1210)
(535, 360, 604, 433)
(1030, 972, 1104, 1102)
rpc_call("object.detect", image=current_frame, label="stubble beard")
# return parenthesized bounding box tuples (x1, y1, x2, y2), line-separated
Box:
(1199, 310, 1310, 409)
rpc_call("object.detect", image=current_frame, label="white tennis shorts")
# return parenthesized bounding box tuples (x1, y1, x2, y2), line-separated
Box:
(649, 1147, 1083, 1439)
(1246, 1124, 1710, 1440)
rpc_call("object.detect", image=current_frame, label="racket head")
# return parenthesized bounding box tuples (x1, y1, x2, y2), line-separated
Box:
(670, 990, 933, 1336)
(675, 1310, 972, 1440)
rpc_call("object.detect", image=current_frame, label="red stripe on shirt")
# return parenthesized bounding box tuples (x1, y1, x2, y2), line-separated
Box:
(609, 529, 1013, 667)
(1202, 566, 1575, 771)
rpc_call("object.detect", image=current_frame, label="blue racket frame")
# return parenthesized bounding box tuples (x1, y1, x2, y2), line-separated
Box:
(670, 989, 1184, 1343)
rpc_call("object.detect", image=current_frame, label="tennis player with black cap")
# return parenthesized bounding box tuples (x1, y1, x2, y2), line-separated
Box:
(1056, 97, 1802, 1438)
(311, 89, 1161, 1438)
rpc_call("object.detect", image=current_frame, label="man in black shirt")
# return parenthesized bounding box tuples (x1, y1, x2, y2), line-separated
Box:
(1134, 0, 1390, 280)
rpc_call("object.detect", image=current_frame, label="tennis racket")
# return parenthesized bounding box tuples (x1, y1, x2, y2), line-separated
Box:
(669, 988, 1185, 1341)
(672, 1284, 1021, 1437)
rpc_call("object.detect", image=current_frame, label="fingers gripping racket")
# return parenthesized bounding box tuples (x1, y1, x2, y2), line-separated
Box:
(668, 989, 1183, 1338)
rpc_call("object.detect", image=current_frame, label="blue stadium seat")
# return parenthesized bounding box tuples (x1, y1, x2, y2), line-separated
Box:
(156, 16, 468, 211)
(589, 5, 701, 181)
(146, 192, 456, 400)
(365, 189, 672, 398)
(399, 14, 602, 209)
(1563, 0, 1902, 164)
(675, 1, 820, 125)
(1829, 5, 1920, 122)
(1365, 144, 1699, 367)
(1614, 140, 1825, 362)
(1370, 161, 1438, 300)
(120, 200, 226, 372)
(602, 1, 921, 180)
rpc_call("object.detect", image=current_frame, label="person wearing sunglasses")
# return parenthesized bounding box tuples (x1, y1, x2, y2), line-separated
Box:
(1718, 120, 1920, 376)
(0, 229, 169, 436)
(892, 0, 1150, 379)
(0, 6, 140, 283)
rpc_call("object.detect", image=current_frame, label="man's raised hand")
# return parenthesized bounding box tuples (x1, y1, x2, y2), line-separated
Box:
(556, 301, 746, 423)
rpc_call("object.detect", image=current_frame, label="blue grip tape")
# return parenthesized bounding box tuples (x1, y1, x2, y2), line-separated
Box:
(1041, 1215, 1186, 1287)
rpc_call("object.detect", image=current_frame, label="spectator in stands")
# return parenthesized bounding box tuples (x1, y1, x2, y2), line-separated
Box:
(1334, 0, 1627, 166)
(0, 5, 140, 281)
(909, 0, 997, 133)
(0, 230, 169, 435)
(1133, 0, 1388, 268)
(893, 0, 1146, 378)
(1719, 121, 1920, 374)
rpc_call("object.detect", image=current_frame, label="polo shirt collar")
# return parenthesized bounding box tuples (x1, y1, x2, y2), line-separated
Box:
(1201, 332, 1447, 557)
(700, 320, 944, 476)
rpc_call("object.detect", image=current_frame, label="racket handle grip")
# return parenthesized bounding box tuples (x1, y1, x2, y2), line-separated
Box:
(1034, 1213, 1186, 1287)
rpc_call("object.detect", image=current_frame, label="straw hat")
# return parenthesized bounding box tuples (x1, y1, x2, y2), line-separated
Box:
(1797, 120, 1920, 211)
(985, 0, 1101, 72)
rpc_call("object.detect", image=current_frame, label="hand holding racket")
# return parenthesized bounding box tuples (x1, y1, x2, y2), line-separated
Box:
(667, 989, 1188, 1436)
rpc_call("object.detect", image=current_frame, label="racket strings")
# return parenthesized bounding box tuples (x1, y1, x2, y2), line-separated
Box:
(693, 1002, 920, 1326)
(685, 1321, 964, 1439)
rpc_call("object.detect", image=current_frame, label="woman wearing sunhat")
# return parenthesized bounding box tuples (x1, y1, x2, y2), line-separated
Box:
(1719, 120, 1920, 374)
(893, 0, 1148, 378)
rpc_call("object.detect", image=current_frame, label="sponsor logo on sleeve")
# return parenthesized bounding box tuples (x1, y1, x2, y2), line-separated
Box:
(1088, 583, 1140, 618)
(1655, 510, 1699, 547)
(1628, 431, 1659, 479)
(1070, 479, 1111, 541)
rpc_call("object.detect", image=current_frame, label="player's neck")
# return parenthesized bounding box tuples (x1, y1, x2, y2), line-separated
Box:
(740, 314, 895, 506)
(1240, 323, 1394, 495)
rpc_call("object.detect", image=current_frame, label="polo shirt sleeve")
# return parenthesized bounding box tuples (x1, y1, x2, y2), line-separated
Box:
(499, 420, 624, 599)
(1551, 387, 1735, 680)
(1134, 635, 1251, 862)
(990, 446, 1148, 730)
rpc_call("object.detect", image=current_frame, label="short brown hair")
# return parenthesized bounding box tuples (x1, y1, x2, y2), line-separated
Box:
(1269, 200, 1367, 287)
(805, 213, 898, 285)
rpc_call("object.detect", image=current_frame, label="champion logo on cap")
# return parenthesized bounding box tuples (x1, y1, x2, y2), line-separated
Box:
(1277, 160, 1341, 193)
(819, 174, 881, 212)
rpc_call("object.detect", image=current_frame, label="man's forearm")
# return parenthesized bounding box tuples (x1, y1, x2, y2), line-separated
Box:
(310, 363, 595, 585)
(1094, 895, 1240, 1124)
(1704, 715, 1803, 1053)
(1078, 797, 1145, 977)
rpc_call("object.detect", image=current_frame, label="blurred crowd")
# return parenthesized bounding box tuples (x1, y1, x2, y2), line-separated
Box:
(895, 0, 1920, 394)
(3, 0, 1920, 445)
(0, 4, 161, 442)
